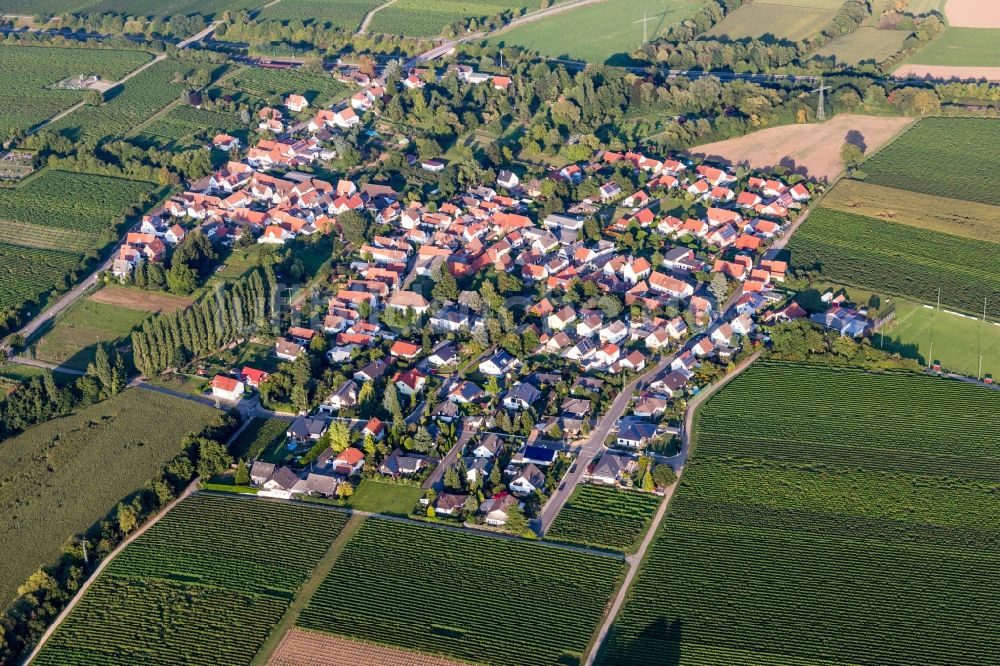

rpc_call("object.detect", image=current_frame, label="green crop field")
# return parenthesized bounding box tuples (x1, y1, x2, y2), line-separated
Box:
(491, 0, 705, 65)
(882, 300, 1000, 379)
(908, 27, 1000, 66)
(598, 362, 1000, 666)
(821, 179, 1000, 244)
(810, 26, 909, 65)
(0, 45, 152, 143)
(0, 0, 99, 11)
(298, 518, 624, 665)
(258, 0, 384, 31)
(0, 389, 223, 610)
(33, 494, 349, 665)
(789, 208, 1000, 316)
(706, 2, 838, 42)
(547, 484, 661, 552)
(133, 105, 243, 149)
(229, 417, 290, 459)
(49, 59, 195, 143)
(860, 117, 1000, 206)
(369, 0, 550, 38)
(33, 296, 153, 371)
(226, 67, 349, 107)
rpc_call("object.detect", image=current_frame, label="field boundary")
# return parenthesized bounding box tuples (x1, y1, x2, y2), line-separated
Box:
(252, 514, 366, 666)
(357, 0, 399, 35)
(22, 478, 202, 666)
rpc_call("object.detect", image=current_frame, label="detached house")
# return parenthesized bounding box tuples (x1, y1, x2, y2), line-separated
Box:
(211, 375, 244, 402)
(510, 463, 546, 495)
(503, 382, 542, 411)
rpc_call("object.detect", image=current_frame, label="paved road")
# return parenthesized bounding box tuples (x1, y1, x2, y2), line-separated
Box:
(8, 356, 86, 376)
(7, 267, 108, 349)
(534, 355, 671, 535)
(22, 478, 203, 666)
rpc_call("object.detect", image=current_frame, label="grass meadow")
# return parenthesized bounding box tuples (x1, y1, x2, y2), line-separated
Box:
(706, 2, 838, 42)
(908, 27, 1000, 67)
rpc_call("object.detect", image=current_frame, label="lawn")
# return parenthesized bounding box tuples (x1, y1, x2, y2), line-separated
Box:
(32, 294, 154, 371)
(821, 179, 1000, 244)
(547, 483, 662, 552)
(881, 300, 1000, 379)
(344, 480, 423, 515)
(809, 26, 909, 65)
(0, 45, 152, 143)
(0, 389, 223, 610)
(490, 0, 705, 65)
(298, 518, 625, 665)
(706, 2, 839, 42)
(258, 0, 384, 31)
(598, 362, 1000, 665)
(789, 207, 1000, 316)
(33, 494, 349, 666)
(908, 26, 1000, 66)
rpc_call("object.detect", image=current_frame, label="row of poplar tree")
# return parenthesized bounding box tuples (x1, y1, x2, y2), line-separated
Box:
(131, 266, 278, 377)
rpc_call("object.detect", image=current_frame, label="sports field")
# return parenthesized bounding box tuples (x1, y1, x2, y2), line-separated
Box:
(0, 390, 222, 610)
(810, 26, 909, 65)
(491, 0, 705, 65)
(822, 180, 1000, 244)
(706, 1, 839, 42)
(598, 361, 1000, 665)
(883, 300, 1000, 379)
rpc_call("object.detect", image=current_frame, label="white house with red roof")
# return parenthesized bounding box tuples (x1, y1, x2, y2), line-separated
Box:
(211, 375, 245, 402)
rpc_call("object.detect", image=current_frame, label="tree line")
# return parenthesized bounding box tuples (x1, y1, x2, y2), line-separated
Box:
(132, 267, 277, 377)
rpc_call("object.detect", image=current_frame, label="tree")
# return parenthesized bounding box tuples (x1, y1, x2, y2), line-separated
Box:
(444, 465, 462, 491)
(336, 482, 354, 499)
(432, 265, 458, 302)
(167, 262, 198, 295)
(383, 383, 404, 425)
(234, 460, 250, 485)
(505, 505, 533, 538)
(195, 438, 232, 479)
(651, 464, 677, 488)
(597, 294, 623, 318)
(708, 272, 729, 304)
(840, 142, 864, 168)
(328, 421, 352, 453)
(85, 89, 103, 106)
(413, 426, 435, 453)
(116, 502, 138, 535)
(338, 210, 370, 247)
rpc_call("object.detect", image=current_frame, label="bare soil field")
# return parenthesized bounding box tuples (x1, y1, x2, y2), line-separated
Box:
(946, 0, 1000, 28)
(268, 630, 470, 666)
(88, 285, 192, 313)
(822, 179, 1000, 243)
(692, 114, 915, 182)
(894, 64, 1000, 81)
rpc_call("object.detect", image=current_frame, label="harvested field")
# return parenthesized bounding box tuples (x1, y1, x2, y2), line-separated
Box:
(822, 180, 1000, 244)
(88, 285, 193, 313)
(692, 114, 914, 182)
(269, 629, 471, 666)
(946, 0, 1000, 28)
(894, 64, 1000, 81)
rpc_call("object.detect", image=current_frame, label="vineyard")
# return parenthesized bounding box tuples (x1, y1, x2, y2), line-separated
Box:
(33, 494, 349, 665)
(0, 45, 151, 142)
(85, 0, 261, 18)
(0, 390, 222, 610)
(134, 105, 243, 149)
(546, 484, 661, 552)
(860, 117, 1000, 206)
(597, 362, 1000, 666)
(229, 417, 290, 460)
(297, 518, 624, 665)
(259, 0, 384, 31)
(226, 67, 348, 107)
(788, 207, 1000, 315)
(368, 0, 547, 37)
(0, 243, 82, 319)
(49, 59, 197, 143)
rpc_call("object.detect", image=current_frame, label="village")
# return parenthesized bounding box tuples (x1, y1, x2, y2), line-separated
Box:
(93, 60, 898, 537)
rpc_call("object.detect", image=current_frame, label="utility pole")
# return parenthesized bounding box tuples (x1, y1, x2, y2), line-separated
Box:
(929, 287, 940, 368)
(979, 297, 986, 380)
(80, 538, 89, 566)
(812, 78, 831, 121)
